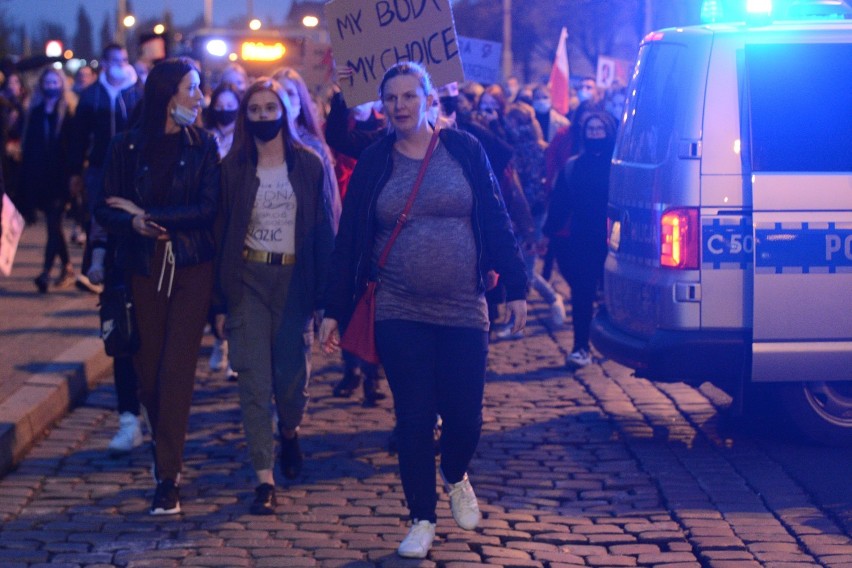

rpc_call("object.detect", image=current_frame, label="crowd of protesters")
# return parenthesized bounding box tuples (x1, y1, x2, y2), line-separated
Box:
(0, 43, 625, 558)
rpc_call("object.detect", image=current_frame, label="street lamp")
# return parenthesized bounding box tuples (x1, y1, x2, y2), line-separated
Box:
(302, 15, 319, 28)
(123, 15, 136, 28)
(154, 23, 166, 35)
(249, 18, 262, 30)
(45, 40, 63, 58)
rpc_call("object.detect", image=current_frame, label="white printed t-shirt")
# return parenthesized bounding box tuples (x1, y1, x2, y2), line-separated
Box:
(245, 162, 297, 254)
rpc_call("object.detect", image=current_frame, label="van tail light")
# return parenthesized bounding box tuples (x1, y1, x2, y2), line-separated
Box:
(660, 208, 699, 269)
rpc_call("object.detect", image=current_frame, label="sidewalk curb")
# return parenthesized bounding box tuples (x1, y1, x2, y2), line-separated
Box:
(0, 337, 112, 477)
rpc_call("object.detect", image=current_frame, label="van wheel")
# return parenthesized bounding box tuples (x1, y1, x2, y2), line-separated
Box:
(775, 382, 852, 446)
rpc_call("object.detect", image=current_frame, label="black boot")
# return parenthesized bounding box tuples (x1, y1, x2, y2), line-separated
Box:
(333, 366, 361, 398)
(387, 425, 399, 455)
(362, 368, 386, 408)
(279, 432, 303, 479)
(34, 272, 49, 294)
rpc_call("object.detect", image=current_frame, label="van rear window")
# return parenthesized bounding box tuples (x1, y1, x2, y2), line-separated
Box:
(614, 43, 685, 165)
(747, 43, 852, 173)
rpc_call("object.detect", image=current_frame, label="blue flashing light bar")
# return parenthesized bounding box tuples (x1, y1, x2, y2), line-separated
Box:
(747, 0, 773, 14)
(701, 0, 851, 23)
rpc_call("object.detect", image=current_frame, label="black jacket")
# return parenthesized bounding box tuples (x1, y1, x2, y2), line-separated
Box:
(95, 126, 220, 277)
(68, 81, 142, 174)
(324, 127, 527, 326)
(323, 91, 386, 160)
(21, 102, 72, 209)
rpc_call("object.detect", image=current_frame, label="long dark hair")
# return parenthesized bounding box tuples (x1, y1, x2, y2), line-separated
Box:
(204, 82, 242, 129)
(231, 77, 299, 166)
(140, 57, 198, 146)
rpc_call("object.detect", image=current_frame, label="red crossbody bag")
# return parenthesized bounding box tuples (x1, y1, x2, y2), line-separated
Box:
(340, 128, 441, 363)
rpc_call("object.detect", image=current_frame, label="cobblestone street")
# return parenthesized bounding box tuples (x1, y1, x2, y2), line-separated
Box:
(2, 296, 852, 567)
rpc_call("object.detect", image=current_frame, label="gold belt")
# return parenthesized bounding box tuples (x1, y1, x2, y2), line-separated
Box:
(242, 247, 296, 265)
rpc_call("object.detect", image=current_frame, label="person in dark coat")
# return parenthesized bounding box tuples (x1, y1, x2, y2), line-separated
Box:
(69, 43, 142, 293)
(21, 67, 74, 292)
(542, 111, 617, 369)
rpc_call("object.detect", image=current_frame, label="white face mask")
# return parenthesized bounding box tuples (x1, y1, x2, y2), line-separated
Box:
(532, 99, 551, 114)
(107, 65, 127, 83)
(578, 89, 595, 103)
(170, 103, 197, 127)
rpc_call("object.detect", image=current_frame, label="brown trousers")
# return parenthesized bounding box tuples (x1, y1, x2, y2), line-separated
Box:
(131, 241, 213, 481)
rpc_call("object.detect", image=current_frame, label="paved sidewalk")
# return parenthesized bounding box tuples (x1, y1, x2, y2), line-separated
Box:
(0, 220, 112, 476)
(2, 293, 852, 566)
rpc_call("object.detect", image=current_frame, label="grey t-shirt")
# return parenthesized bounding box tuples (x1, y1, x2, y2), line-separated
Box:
(373, 144, 488, 331)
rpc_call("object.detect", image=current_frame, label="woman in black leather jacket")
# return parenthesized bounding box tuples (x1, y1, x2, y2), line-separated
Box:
(95, 57, 219, 517)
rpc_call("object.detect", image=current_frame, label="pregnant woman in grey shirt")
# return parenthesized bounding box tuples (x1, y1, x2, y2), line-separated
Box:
(321, 62, 527, 559)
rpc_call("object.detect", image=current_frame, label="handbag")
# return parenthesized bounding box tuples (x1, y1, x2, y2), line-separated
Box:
(99, 284, 140, 358)
(340, 127, 441, 364)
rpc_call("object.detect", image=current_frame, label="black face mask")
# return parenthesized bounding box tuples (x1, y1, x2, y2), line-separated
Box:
(439, 95, 459, 116)
(211, 109, 238, 126)
(584, 138, 612, 156)
(246, 117, 283, 142)
(42, 87, 62, 99)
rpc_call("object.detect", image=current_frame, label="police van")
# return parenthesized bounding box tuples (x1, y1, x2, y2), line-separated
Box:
(590, 1, 852, 443)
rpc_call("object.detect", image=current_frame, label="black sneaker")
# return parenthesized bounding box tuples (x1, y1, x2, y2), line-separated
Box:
(332, 368, 361, 398)
(34, 273, 49, 294)
(250, 483, 277, 515)
(279, 434, 303, 479)
(362, 373, 387, 408)
(150, 478, 181, 515)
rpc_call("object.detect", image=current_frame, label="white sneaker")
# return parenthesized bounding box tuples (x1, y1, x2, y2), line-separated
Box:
(550, 294, 565, 327)
(445, 472, 481, 530)
(226, 364, 238, 382)
(108, 412, 143, 454)
(495, 323, 524, 340)
(567, 348, 592, 369)
(397, 520, 436, 558)
(209, 338, 229, 371)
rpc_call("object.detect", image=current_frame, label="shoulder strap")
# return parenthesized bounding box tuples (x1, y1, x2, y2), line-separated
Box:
(376, 127, 440, 269)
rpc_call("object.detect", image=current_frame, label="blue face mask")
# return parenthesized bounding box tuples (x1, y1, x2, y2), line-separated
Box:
(532, 99, 552, 114)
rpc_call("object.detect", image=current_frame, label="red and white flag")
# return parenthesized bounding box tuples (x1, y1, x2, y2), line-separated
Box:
(549, 27, 570, 115)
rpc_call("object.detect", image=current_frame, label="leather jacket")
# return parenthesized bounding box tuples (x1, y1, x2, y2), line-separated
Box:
(95, 126, 220, 277)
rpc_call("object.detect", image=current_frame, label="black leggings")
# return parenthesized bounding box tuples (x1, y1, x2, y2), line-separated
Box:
(552, 237, 606, 351)
(42, 205, 69, 274)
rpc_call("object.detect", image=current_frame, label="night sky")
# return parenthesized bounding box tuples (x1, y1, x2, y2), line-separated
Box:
(9, 0, 297, 33)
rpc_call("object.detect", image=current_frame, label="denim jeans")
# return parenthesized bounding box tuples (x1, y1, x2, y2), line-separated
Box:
(376, 319, 488, 523)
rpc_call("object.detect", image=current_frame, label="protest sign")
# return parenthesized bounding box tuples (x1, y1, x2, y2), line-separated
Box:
(325, 0, 465, 106)
(596, 55, 630, 88)
(1, 194, 25, 277)
(457, 35, 501, 85)
(301, 41, 335, 92)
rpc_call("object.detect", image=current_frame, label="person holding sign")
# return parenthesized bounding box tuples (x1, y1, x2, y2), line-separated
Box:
(320, 62, 527, 559)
